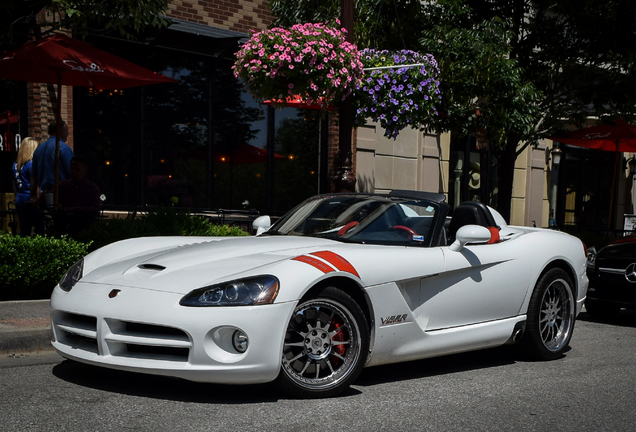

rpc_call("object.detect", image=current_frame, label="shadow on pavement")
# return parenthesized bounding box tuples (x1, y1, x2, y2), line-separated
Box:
(355, 344, 521, 388)
(577, 310, 636, 328)
(52, 360, 285, 403)
(52, 345, 528, 402)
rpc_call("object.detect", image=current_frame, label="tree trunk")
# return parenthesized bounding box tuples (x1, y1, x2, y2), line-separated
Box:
(496, 138, 520, 223)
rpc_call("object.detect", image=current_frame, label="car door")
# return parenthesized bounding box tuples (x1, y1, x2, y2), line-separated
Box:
(418, 239, 532, 331)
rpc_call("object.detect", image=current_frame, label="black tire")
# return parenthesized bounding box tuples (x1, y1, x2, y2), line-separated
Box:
(585, 298, 620, 320)
(276, 286, 369, 398)
(519, 268, 575, 360)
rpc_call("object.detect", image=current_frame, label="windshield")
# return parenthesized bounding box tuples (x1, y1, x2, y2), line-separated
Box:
(267, 195, 440, 246)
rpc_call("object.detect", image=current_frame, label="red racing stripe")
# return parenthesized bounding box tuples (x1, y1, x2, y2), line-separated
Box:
(310, 251, 360, 278)
(292, 255, 335, 273)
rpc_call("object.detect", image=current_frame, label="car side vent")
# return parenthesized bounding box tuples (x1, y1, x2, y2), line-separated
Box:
(138, 264, 166, 271)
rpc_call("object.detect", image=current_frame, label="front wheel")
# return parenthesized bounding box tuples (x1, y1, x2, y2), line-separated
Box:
(276, 287, 369, 398)
(519, 268, 575, 360)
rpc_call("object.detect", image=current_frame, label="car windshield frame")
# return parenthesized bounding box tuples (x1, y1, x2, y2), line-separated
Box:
(265, 193, 448, 247)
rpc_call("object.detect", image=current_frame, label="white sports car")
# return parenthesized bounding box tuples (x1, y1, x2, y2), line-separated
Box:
(51, 191, 588, 398)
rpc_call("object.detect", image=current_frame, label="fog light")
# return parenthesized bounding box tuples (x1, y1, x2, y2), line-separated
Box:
(232, 330, 248, 353)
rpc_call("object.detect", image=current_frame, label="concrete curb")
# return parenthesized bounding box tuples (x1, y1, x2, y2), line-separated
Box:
(0, 327, 53, 354)
(0, 299, 53, 355)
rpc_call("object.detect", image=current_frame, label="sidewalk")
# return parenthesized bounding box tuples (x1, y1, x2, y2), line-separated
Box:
(0, 299, 52, 355)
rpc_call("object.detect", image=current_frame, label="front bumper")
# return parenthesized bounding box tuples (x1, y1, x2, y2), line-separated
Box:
(51, 282, 296, 384)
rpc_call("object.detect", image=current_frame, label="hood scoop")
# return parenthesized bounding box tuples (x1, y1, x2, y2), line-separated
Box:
(138, 263, 166, 271)
(121, 262, 167, 280)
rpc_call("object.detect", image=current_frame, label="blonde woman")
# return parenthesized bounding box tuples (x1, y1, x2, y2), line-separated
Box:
(12, 137, 41, 235)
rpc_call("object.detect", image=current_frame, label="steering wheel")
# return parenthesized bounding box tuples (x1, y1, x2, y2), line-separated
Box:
(391, 225, 418, 240)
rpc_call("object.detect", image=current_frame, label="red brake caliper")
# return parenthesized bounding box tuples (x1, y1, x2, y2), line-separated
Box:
(329, 319, 346, 367)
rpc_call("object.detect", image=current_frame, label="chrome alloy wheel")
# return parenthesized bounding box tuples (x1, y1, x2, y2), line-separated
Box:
(539, 278, 574, 352)
(281, 298, 362, 391)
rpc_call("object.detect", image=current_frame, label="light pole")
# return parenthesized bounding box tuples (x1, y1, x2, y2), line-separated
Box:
(549, 145, 562, 227)
(333, 0, 356, 192)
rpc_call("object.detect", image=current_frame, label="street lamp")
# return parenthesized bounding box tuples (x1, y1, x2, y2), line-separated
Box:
(549, 145, 562, 227)
(551, 146, 562, 167)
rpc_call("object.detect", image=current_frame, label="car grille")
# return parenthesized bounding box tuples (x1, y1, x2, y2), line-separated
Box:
(53, 311, 192, 362)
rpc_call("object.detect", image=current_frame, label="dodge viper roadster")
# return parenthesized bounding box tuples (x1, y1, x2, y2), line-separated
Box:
(51, 190, 588, 398)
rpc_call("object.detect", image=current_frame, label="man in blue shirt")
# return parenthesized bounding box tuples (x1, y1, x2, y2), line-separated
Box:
(30, 120, 74, 199)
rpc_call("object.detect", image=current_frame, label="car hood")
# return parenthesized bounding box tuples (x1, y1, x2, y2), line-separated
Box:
(80, 236, 338, 293)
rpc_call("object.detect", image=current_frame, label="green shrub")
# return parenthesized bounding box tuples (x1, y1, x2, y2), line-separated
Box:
(74, 207, 250, 252)
(1, 208, 251, 300)
(0, 233, 89, 300)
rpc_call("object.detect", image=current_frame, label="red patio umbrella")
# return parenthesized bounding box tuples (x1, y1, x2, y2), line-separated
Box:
(550, 119, 636, 151)
(0, 33, 178, 204)
(550, 119, 636, 228)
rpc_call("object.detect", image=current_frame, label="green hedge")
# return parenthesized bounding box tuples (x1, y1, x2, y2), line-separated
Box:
(74, 208, 250, 252)
(1, 208, 251, 300)
(0, 234, 89, 300)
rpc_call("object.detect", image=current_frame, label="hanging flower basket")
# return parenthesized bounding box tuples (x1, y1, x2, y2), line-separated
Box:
(233, 21, 364, 109)
(354, 49, 441, 139)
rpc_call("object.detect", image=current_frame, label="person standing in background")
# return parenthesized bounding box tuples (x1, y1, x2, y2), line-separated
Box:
(58, 156, 101, 234)
(30, 120, 74, 201)
(12, 137, 42, 235)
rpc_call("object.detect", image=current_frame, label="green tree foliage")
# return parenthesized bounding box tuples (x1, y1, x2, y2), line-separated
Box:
(270, 0, 636, 220)
(269, 0, 425, 51)
(0, 0, 170, 48)
(420, 0, 636, 219)
(420, 2, 541, 148)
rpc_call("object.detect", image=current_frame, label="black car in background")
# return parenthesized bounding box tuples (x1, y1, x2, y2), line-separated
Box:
(586, 236, 636, 318)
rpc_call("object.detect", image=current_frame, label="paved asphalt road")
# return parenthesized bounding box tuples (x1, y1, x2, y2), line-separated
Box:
(1, 311, 635, 432)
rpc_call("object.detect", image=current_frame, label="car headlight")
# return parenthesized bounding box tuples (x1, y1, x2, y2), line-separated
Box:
(59, 258, 84, 292)
(180, 276, 279, 307)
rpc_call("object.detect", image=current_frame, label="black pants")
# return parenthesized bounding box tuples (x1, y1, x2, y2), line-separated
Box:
(15, 203, 45, 236)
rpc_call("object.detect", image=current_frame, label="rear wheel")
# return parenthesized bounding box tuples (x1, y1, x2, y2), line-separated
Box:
(277, 287, 369, 398)
(520, 268, 575, 360)
(585, 298, 620, 320)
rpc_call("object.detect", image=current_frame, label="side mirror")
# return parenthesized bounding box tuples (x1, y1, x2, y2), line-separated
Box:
(449, 225, 492, 252)
(252, 215, 271, 236)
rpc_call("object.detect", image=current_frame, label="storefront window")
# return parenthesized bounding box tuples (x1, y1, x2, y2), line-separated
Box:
(74, 41, 319, 214)
(557, 146, 614, 229)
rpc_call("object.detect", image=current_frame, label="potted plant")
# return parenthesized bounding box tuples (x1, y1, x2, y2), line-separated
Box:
(354, 49, 441, 139)
(233, 21, 364, 109)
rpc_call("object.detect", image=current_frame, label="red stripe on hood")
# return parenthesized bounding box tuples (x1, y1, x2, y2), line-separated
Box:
(292, 255, 335, 274)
